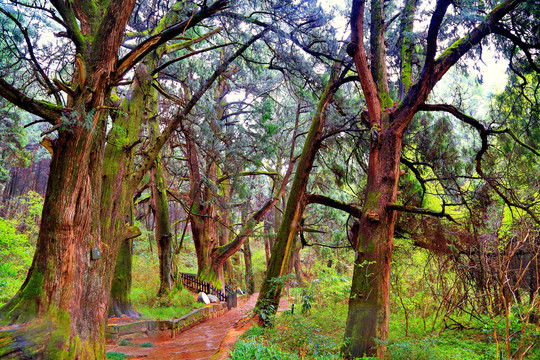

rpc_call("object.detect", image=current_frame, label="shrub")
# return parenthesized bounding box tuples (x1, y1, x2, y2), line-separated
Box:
(229, 339, 298, 360)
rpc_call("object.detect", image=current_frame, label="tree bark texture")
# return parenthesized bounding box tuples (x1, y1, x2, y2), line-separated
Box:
(243, 238, 255, 295)
(110, 239, 138, 317)
(150, 111, 173, 297)
(343, 130, 402, 358)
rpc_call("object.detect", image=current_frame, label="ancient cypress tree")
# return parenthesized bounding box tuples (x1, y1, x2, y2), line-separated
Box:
(342, 0, 539, 358)
(0, 1, 237, 357)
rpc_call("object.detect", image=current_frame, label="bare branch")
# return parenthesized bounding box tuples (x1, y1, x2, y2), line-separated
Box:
(305, 194, 362, 219)
(0, 78, 63, 123)
(387, 203, 457, 223)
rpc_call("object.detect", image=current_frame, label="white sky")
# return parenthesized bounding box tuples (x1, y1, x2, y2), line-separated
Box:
(317, 0, 509, 96)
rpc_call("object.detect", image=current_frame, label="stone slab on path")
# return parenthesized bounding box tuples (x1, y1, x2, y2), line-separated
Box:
(106, 293, 289, 360)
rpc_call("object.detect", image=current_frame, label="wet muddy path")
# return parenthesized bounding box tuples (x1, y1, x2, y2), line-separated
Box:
(106, 293, 289, 359)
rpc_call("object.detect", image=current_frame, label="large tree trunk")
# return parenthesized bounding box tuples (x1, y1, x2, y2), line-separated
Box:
(0, 0, 137, 349)
(110, 239, 138, 317)
(0, 119, 112, 359)
(342, 129, 402, 359)
(0, 1, 231, 357)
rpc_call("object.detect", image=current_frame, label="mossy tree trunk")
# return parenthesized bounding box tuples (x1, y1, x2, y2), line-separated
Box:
(105, 64, 152, 317)
(255, 63, 342, 319)
(109, 6, 230, 303)
(289, 236, 304, 287)
(343, 0, 521, 357)
(149, 104, 173, 297)
(110, 239, 138, 318)
(0, 1, 137, 357)
(243, 237, 255, 295)
(241, 204, 255, 294)
(219, 179, 235, 284)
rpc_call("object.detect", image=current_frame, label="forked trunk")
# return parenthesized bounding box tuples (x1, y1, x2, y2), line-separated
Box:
(343, 129, 402, 359)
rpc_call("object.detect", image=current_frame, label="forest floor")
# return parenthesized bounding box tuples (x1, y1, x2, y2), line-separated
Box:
(106, 293, 289, 360)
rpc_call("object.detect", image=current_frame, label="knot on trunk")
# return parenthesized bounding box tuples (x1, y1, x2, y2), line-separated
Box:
(366, 211, 380, 222)
(346, 42, 358, 57)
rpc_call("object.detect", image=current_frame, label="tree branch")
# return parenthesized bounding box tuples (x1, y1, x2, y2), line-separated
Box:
(391, 0, 522, 133)
(48, 0, 86, 53)
(113, 0, 228, 83)
(348, 0, 381, 126)
(0, 7, 62, 105)
(424, 0, 453, 71)
(305, 194, 363, 219)
(0, 78, 63, 123)
(420, 104, 540, 224)
(130, 28, 269, 189)
(387, 203, 457, 223)
(217, 171, 278, 185)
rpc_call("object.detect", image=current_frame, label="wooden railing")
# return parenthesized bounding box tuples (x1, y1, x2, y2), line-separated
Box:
(180, 273, 238, 308)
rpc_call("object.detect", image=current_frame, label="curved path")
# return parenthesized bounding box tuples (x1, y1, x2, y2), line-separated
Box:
(106, 293, 289, 360)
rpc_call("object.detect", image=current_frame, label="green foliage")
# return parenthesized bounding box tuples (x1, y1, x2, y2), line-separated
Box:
(0, 217, 34, 305)
(130, 248, 200, 320)
(136, 287, 201, 320)
(106, 352, 127, 360)
(139, 341, 154, 348)
(229, 339, 299, 360)
(118, 339, 132, 346)
(255, 274, 295, 326)
(300, 287, 313, 314)
(0, 106, 32, 185)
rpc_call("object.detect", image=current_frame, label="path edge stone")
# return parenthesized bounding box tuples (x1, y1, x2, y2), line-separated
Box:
(106, 294, 250, 341)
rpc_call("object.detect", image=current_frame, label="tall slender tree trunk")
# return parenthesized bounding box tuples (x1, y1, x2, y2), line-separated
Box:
(219, 179, 235, 284)
(291, 236, 304, 287)
(244, 238, 255, 295)
(256, 64, 342, 319)
(264, 222, 271, 266)
(150, 135, 173, 297)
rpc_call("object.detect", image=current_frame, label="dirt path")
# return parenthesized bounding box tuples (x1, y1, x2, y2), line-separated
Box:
(106, 293, 289, 360)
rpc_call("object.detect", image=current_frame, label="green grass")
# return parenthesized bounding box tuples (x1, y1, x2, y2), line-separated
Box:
(106, 352, 127, 360)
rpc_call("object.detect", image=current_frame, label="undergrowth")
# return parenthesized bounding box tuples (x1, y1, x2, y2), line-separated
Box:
(230, 267, 540, 360)
(130, 243, 201, 320)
